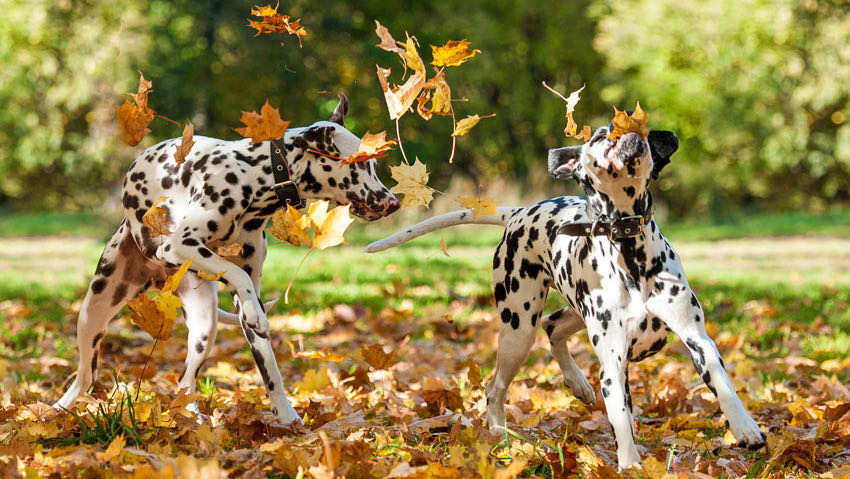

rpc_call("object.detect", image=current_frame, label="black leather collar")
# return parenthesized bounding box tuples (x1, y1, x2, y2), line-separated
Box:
(557, 206, 652, 240)
(269, 138, 304, 208)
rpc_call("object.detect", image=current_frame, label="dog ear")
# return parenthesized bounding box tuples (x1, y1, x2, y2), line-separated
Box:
(548, 146, 582, 180)
(328, 92, 348, 126)
(648, 130, 678, 179)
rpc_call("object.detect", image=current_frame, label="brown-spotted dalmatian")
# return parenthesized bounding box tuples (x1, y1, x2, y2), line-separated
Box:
(366, 124, 766, 468)
(55, 94, 399, 424)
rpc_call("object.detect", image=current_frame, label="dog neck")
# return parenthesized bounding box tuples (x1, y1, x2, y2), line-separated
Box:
(582, 178, 652, 222)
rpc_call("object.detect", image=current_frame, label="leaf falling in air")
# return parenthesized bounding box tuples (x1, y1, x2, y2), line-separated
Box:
(249, 4, 307, 46)
(127, 259, 193, 341)
(416, 70, 452, 120)
(608, 102, 650, 139)
(340, 131, 397, 165)
(311, 203, 354, 250)
(173, 122, 195, 165)
(544, 82, 592, 142)
(234, 99, 290, 143)
(374, 22, 427, 120)
(431, 40, 480, 67)
(451, 114, 495, 137)
(142, 196, 171, 237)
(439, 236, 450, 257)
(116, 72, 155, 147)
(389, 158, 436, 209)
(458, 195, 499, 220)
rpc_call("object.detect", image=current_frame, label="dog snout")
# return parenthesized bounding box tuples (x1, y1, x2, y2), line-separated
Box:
(384, 195, 400, 215)
(618, 132, 646, 159)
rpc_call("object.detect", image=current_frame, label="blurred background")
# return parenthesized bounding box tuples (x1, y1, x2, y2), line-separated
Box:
(2, 0, 849, 220)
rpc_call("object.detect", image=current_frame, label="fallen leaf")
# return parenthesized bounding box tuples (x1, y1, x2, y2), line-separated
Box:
(466, 358, 482, 390)
(451, 114, 494, 137)
(341, 131, 397, 165)
(292, 350, 346, 362)
(357, 344, 397, 370)
(234, 99, 290, 143)
(431, 40, 480, 67)
(95, 435, 125, 462)
(269, 204, 311, 247)
(295, 368, 331, 393)
(390, 158, 436, 208)
(142, 196, 171, 237)
(609, 102, 650, 140)
(457, 196, 499, 220)
(375, 23, 427, 120)
(173, 122, 195, 165)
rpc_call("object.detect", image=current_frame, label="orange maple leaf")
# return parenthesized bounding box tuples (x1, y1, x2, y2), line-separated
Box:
(142, 196, 171, 237)
(173, 122, 195, 165)
(249, 4, 307, 46)
(340, 131, 397, 165)
(608, 102, 650, 140)
(234, 99, 290, 143)
(116, 72, 156, 147)
(431, 40, 480, 67)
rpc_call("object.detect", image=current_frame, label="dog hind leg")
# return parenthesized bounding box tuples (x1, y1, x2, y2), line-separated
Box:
(541, 308, 594, 404)
(176, 272, 218, 420)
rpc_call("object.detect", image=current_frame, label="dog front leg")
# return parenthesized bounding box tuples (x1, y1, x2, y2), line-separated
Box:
(647, 277, 765, 450)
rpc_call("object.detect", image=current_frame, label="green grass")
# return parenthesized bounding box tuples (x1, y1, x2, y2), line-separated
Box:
(663, 210, 850, 242)
(0, 211, 118, 238)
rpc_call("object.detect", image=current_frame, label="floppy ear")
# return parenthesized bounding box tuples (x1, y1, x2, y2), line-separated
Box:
(647, 130, 678, 179)
(548, 146, 583, 180)
(328, 92, 348, 126)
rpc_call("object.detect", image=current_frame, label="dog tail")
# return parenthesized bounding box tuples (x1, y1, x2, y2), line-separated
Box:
(364, 207, 522, 253)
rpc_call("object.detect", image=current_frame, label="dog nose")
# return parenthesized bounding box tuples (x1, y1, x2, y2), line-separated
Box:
(385, 196, 400, 214)
(619, 132, 645, 158)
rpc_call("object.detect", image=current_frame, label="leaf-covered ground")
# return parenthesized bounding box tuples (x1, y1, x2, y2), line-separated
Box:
(2, 213, 850, 478)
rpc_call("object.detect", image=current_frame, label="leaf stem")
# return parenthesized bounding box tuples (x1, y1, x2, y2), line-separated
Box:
(541, 81, 569, 103)
(154, 114, 181, 127)
(285, 247, 314, 304)
(395, 118, 410, 165)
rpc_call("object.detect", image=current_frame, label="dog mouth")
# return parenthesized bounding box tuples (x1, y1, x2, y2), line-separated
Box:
(340, 200, 383, 221)
(604, 138, 625, 170)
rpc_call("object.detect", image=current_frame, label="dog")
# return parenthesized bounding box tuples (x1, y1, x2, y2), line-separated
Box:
(365, 123, 765, 468)
(55, 94, 400, 424)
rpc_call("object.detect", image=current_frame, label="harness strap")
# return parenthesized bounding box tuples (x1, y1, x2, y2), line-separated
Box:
(269, 138, 304, 208)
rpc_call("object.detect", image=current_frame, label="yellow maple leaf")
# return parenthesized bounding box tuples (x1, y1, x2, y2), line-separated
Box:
(162, 259, 193, 294)
(142, 196, 171, 237)
(431, 40, 480, 67)
(389, 158, 435, 208)
(306, 200, 329, 229)
(340, 131, 397, 165)
(417, 70, 452, 120)
(269, 204, 311, 247)
(216, 242, 243, 257)
(234, 99, 290, 143)
(452, 114, 495, 137)
(294, 368, 330, 393)
(608, 102, 650, 140)
(312, 204, 354, 250)
(458, 196, 499, 220)
(96, 435, 125, 462)
(173, 122, 194, 165)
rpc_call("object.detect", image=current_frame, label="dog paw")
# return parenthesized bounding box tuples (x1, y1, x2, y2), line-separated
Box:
(565, 375, 596, 405)
(731, 416, 766, 450)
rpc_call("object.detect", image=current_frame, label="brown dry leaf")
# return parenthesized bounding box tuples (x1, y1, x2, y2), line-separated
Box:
(249, 4, 307, 46)
(377, 65, 426, 121)
(609, 102, 650, 140)
(357, 343, 397, 370)
(234, 99, 290, 143)
(431, 40, 480, 67)
(142, 196, 171, 237)
(95, 435, 125, 462)
(542, 447, 579, 479)
(216, 242, 243, 257)
(440, 236, 450, 258)
(545, 83, 592, 142)
(375, 20, 405, 58)
(133, 72, 153, 109)
(466, 358, 482, 390)
(341, 131, 397, 165)
(173, 122, 194, 165)
(451, 114, 494, 137)
(390, 158, 436, 208)
(457, 195, 499, 220)
(117, 100, 155, 147)
(423, 387, 463, 416)
(312, 204, 354, 250)
(269, 204, 311, 247)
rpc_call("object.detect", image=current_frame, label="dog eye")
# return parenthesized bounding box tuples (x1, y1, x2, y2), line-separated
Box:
(590, 131, 606, 145)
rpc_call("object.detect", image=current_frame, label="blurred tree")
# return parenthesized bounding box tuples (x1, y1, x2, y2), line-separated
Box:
(593, 0, 850, 218)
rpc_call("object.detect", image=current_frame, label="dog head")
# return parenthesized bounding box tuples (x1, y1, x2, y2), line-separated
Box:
(285, 94, 400, 221)
(548, 123, 678, 216)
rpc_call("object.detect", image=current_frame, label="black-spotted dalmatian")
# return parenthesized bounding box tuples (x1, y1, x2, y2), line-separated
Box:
(55, 94, 399, 424)
(366, 123, 765, 468)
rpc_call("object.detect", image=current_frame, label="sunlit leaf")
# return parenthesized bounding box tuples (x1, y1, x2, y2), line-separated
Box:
(390, 158, 435, 208)
(234, 99, 290, 143)
(431, 40, 480, 67)
(457, 195, 499, 220)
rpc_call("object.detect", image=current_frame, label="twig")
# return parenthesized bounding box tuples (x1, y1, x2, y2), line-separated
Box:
(285, 247, 314, 304)
(134, 327, 161, 401)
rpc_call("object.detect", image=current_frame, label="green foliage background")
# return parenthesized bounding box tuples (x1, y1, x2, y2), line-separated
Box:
(1, 0, 848, 218)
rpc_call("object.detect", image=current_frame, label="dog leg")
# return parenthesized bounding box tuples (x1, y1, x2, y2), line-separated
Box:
(592, 325, 641, 469)
(486, 318, 537, 435)
(176, 272, 218, 420)
(159, 218, 301, 424)
(55, 223, 150, 410)
(541, 308, 594, 404)
(647, 274, 766, 450)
